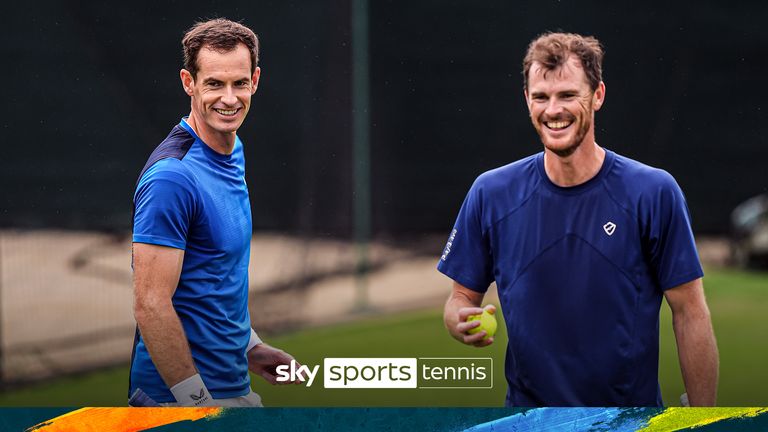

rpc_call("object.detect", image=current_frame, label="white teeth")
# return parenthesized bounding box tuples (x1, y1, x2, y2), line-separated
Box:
(215, 108, 237, 115)
(546, 121, 571, 130)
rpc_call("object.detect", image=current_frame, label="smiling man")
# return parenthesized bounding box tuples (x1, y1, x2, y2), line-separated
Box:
(130, 19, 300, 407)
(439, 32, 719, 406)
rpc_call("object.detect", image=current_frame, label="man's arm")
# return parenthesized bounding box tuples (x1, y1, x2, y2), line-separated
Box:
(132, 242, 197, 388)
(664, 277, 719, 406)
(443, 281, 495, 347)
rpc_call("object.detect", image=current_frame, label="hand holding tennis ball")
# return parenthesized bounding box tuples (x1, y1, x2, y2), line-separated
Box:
(467, 306, 497, 340)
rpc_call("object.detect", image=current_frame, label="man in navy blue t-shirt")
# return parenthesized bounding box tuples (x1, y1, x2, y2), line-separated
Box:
(130, 19, 300, 407)
(439, 32, 719, 407)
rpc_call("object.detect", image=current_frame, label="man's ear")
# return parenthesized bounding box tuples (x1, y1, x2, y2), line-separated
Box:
(524, 89, 533, 115)
(251, 67, 261, 95)
(180, 69, 195, 96)
(593, 81, 606, 111)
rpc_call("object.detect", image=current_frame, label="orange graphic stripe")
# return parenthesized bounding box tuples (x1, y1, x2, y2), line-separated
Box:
(27, 407, 222, 432)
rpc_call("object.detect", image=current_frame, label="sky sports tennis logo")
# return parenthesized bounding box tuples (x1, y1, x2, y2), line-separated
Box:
(276, 357, 493, 389)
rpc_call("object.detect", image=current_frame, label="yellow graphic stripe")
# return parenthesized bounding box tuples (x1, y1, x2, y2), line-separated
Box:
(639, 407, 767, 432)
(27, 407, 222, 432)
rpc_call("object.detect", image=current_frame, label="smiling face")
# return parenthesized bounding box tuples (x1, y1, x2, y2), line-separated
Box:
(525, 55, 604, 157)
(180, 43, 260, 152)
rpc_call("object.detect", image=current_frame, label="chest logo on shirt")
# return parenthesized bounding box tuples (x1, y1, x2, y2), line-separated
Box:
(603, 221, 617, 236)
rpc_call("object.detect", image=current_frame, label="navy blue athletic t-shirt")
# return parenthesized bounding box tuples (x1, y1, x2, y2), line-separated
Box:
(130, 118, 253, 402)
(437, 149, 703, 407)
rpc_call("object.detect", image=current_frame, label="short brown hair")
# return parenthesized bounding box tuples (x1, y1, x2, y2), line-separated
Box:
(182, 18, 259, 78)
(522, 32, 604, 91)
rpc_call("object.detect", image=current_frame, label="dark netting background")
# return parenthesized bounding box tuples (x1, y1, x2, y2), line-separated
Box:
(2, 1, 766, 235)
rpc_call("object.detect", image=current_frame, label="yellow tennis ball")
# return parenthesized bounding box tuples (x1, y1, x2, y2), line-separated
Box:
(467, 309, 497, 340)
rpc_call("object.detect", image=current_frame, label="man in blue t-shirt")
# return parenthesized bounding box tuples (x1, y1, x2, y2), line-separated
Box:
(439, 32, 719, 407)
(130, 19, 300, 407)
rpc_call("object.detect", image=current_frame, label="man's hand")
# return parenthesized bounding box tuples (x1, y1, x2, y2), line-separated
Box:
(444, 282, 495, 347)
(457, 304, 496, 347)
(247, 343, 303, 385)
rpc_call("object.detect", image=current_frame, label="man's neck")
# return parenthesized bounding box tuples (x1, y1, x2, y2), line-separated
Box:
(543, 141, 606, 187)
(186, 113, 236, 155)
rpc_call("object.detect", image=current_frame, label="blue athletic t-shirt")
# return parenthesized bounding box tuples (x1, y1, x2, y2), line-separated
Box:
(130, 119, 253, 402)
(437, 149, 703, 407)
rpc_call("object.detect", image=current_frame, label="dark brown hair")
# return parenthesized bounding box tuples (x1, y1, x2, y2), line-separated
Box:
(523, 32, 604, 91)
(182, 18, 259, 78)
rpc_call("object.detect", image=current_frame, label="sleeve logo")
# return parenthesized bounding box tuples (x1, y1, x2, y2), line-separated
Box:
(441, 229, 457, 261)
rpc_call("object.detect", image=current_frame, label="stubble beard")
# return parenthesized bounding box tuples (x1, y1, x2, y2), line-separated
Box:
(541, 117, 590, 158)
(536, 102, 594, 158)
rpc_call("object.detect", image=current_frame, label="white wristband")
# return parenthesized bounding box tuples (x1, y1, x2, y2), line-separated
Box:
(246, 328, 263, 353)
(170, 374, 214, 407)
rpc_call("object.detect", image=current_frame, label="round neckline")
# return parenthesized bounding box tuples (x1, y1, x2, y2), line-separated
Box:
(179, 117, 236, 162)
(536, 148, 615, 195)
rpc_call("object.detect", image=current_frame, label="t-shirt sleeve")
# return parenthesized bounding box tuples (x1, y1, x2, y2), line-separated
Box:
(437, 178, 494, 292)
(132, 163, 197, 250)
(643, 171, 704, 290)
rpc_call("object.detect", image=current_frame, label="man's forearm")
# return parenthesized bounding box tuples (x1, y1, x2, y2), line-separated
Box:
(673, 308, 719, 406)
(135, 300, 197, 388)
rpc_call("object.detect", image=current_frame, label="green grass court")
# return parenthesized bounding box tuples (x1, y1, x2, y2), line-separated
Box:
(1, 267, 765, 407)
